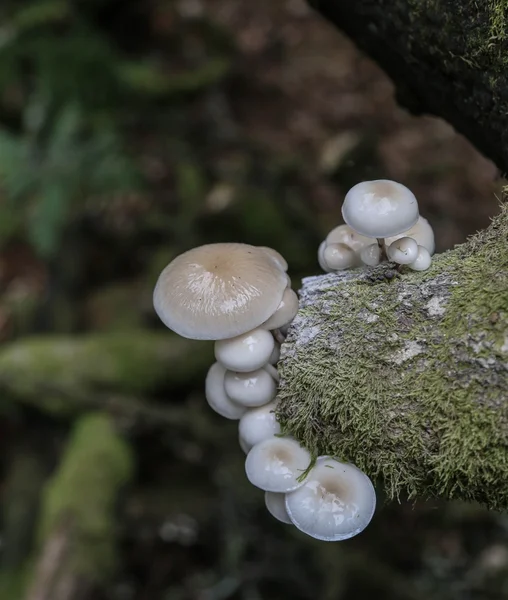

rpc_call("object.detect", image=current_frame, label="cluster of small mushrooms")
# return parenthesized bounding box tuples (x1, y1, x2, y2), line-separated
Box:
(153, 179, 432, 542)
(318, 180, 435, 272)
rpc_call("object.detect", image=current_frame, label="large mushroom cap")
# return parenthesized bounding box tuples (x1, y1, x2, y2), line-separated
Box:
(153, 243, 288, 340)
(342, 180, 419, 238)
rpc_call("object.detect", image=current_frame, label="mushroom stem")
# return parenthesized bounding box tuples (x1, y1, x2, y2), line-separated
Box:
(376, 238, 388, 261)
(264, 363, 280, 383)
(272, 328, 286, 344)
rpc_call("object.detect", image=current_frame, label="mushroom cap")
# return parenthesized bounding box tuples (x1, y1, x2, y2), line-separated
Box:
(245, 437, 311, 493)
(261, 287, 299, 330)
(325, 224, 375, 252)
(318, 241, 332, 273)
(153, 243, 288, 340)
(205, 362, 247, 420)
(359, 243, 381, 267)
(386, 236, 418, 265)
(224, 368, 277, 407)
(323, 243, 358, 271)
(258, 246, 288, 272)
(385, 216, 435, 255)
(408, 245, 432, 271)
(215, 328, 275, 372)
(342, 180, 419, 238)
(265, 491, 292, 524)
(239, 400, 281, 451)
(285, 456, 376, 541)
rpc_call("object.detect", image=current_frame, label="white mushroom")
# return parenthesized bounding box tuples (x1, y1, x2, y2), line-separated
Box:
(215, 327, 274, 372)
(285, 456, 376, 541)
(385, 216, 435, 255)
(342, 180, 419, 239)
(325, 224, 375, 253)
(238, 400, 281, 451)
(261, 288, 299, 330)
(153, 243, 287, 340)
(205, 362, 247, 420)
(224, 368, 277, 407)
(318, 241, 332, 273)
(386, 236, 418, 265)
(265, 491, 292, 524)
(323, 243, 358, 271)
(245, 437, 311, 493)
(268, 343, 280, 365)
(359, 243, 381, 267)
(258, 246, 288, 272)
(408, 245, 432, 271)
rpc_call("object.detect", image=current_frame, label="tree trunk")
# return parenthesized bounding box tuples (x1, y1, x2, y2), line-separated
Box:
(277, 204, 508, 509)
(309, 0, 508, 173)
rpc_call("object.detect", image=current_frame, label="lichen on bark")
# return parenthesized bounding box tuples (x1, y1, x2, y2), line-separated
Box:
(277, 203, 508, 509)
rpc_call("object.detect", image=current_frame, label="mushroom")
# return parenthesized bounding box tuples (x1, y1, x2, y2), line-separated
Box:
(323, 243, 358, 271)
(245, 437, 311, 493)
(258, 246, 288, 272)
(238, 400, 281, 451)
(386, 236, 419, 265)
(342, 180, 419, 259)
(318, 241, 332, 273)
(385, 216, 435, 255)
(153, 243, 287, 340)
(205, 362, 247, 420)
(325, 224, 375, 253)
(285, 456, 376, 541)
(261, 287, 299, 330)
(265, 491, 292, 524)
(408, 245, 432, 271)
(268, 343, 281, 365)
(224, 368, 277, 407)
(359, 243, 381, 267)
(215, 327, 275, 372)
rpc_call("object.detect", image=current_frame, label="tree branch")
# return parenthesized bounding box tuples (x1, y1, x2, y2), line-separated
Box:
(277, 203, 508, 509)
(309, 0, 508, 173)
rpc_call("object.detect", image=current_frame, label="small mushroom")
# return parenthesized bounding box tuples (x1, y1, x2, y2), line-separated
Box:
(359, 243, 381, 267)
(386, 236, 418, 265)
(215, 327, 274, 372)
(245, 437, 311, 493)
(205, 362, 247, 420)
(342, 180, 419, 239)
(265, 491, 292, 524)
(408, 245, 432, 271)
(261, 288, 299, 330)
(318, 241, 332, 272)
(285, 456, 376, 541)
(258, 246, 288, 272)
(325, 224, 375, 253)
(323, 243, 358, 271)
(238, 400, 281, 451)
(224, 368, 277, 407)
(385, 216, 435, 255)
(153, 243, 287, 340)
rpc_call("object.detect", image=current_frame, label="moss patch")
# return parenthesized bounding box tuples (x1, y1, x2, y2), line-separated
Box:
(278, 204, 508, 509)
(36, 413, 133, 581)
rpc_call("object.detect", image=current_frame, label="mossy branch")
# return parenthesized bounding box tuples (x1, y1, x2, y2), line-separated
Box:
(0, 331, 212, 422)
(26, 413, 133, 600)
(277, 203, 508, 509)
(309, 0, 508, 173)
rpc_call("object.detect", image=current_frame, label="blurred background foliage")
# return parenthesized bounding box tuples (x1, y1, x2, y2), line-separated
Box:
(0, 1, 506, 599)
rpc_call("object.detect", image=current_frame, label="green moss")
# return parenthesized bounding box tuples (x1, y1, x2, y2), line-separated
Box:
(36, 413, 133, 581)
(278, 204, 508, 509)
(0, 330, 213, 400)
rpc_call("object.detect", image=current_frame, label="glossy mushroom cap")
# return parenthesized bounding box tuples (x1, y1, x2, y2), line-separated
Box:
(342, 180, 419, 238)
(245, 437, 311, 493)
(153, 243, 287, 340)
(285, 456, 376, 541)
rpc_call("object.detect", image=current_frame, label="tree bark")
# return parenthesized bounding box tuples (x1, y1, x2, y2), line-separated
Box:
(277, 204, 508, 509)
(309, 0, 508, 174)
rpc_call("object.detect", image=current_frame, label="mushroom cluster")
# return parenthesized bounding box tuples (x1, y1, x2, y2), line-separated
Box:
(153, 242, 377, 541)
(318, 180, 435, 272)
